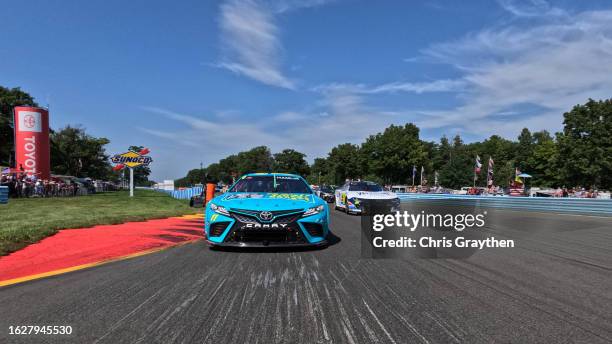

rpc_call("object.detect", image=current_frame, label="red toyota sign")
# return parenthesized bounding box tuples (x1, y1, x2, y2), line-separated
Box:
(13, 106, 50, 179)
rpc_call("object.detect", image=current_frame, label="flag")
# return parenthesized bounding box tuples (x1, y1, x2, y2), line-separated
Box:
(420, 166, 424, 186)
(434, 171, 439, 186)
(474, 155, 482, 173)
(487, 157, 494, 186)
(515, 167, 522, 183)
(412, 165, 416, 179)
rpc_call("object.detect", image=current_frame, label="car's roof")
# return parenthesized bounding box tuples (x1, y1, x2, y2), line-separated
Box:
(243, 172, 303, 178)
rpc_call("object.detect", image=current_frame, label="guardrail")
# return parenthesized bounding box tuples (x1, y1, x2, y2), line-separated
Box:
(0, 186, 8, 204)
(396, 193, 612, 216)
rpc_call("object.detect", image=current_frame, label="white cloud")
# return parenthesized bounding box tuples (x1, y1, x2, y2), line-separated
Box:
(217, 0, 335, 89)
(315, 79, 466, 94)
(496, 0, 567, 17)
(315, 9, 612, 140)
(414, 10, 612, 135)
(272, 0, 337, 14)
(218, 0, 295, 89)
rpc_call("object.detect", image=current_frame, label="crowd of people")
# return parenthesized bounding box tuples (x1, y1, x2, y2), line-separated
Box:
(0, 173, 117, 198)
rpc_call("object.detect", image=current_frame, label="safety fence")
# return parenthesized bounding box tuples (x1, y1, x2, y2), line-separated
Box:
(396, 193, 612, 216)
(160, 186, 203, 200)
(0, 186, 7, 204)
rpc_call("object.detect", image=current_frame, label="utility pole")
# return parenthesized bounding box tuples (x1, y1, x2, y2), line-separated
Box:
(200, 162, 204, 185)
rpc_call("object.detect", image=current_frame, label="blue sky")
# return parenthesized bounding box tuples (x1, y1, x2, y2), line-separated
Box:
(2, 0, 612, 180)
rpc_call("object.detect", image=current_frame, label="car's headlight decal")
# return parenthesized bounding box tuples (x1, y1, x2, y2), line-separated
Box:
(302, 205, 325, 217)
(210, 203, 230, 216)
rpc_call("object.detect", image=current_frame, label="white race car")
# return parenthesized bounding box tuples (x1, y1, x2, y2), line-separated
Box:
(334, 181, 400, 215)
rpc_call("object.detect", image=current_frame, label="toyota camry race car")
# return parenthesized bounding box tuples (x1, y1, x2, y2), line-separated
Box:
(335, 180, 400, 215)
(205, 173, 329, 247)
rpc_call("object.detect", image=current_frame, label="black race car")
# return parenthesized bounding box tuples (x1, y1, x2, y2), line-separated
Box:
(317, 185, 335, 203)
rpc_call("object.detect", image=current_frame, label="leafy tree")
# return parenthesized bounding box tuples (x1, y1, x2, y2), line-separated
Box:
(326, 143, 364, 184)
(0, 86, 37, 166)
(174, 168, 206, 187)
(526, 131, 560, 187)
(438, 135, 473, 189)
(236, 146, 274, 175)
(50, 126, 112, 179)
(273, 149, 310, 176)
(218, 154, 240, 183)
(307, 157, 332, 185)
(361, 123, 428, 184)
(557, 99, 611, 189)
(516, 128, 533, 171)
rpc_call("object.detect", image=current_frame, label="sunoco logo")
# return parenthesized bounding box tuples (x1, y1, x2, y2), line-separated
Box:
(111, 151, 153, 168)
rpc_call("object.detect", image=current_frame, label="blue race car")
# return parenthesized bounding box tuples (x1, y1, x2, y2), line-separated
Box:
(205, 173, 330, 248)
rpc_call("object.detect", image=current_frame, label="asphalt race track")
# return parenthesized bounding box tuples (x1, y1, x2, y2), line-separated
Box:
(1, 207, 611, 343)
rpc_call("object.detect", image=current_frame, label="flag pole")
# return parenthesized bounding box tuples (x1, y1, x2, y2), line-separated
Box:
(420, 166, 423, 187)
(473, 155, 477, 188)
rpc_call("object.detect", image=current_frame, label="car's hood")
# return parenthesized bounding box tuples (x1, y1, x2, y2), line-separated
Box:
(343, 191, 398, 199)
(217, 192, 317, 210)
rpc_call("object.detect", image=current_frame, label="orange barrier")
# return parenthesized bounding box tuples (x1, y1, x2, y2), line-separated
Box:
(205, 182, 215, 205)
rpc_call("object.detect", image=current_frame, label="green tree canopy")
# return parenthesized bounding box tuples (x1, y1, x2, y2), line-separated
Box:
(0, 86, 37, 166)
(50, 126, 112, 179)
(273, 149, 310, 176)
(557, 99, 611, 189)
(361, 123, 428, 184)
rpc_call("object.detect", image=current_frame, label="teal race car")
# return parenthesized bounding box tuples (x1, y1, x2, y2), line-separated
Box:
(205, 173, 329, 248)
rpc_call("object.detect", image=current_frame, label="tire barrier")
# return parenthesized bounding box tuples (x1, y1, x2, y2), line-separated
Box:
(396, 193, 612, 216)
(0, 186, 8, 204)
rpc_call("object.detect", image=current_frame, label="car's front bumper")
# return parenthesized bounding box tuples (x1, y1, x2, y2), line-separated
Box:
(205, 208, 329, 246)
(347, 198, 401, 214)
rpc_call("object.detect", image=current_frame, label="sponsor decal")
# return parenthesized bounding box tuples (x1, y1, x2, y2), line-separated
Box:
(268, 193, 310, 201)
(275, 176, 300, 180)
(224, 193, 264, 200)
(211, 214, 219, 221)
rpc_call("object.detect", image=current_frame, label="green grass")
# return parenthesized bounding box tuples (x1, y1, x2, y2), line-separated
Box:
(0, 189, 198, 256)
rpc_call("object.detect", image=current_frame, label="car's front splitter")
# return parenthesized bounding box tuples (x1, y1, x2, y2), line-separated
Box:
(206, 239, 328, 248)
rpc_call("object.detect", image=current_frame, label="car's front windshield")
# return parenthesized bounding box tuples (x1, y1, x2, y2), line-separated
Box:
(229, 175, 312, 194)
(349, 182, 383, 192)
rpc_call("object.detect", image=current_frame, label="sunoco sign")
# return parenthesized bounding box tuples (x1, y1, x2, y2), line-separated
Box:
(111, 151, 153, 168)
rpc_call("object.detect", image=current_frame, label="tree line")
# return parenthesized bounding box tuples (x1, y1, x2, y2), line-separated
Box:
(177, 98, 611, 190)
(0, 86, 151, 185)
